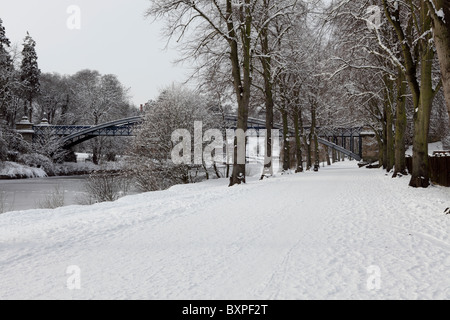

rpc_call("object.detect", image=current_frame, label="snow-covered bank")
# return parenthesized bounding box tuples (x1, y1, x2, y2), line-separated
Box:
(0, 161, 47, 179)
(0, 160, 125, 180)
(0, 161, 449, 300)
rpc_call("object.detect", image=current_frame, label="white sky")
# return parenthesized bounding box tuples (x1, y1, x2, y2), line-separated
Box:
(0, 0, 189, 107)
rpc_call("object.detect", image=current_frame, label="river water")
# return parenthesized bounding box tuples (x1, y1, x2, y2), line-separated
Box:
(0, 176, 104, 213)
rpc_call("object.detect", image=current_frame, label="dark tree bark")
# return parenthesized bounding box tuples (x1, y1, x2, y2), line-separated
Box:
(382, 0, 439, 187)
(281, 108, 290, 172)
(227, 0, 252, 186)
(427, 0, 450, 128)
(393, 68, 408, 177)
(260, 19, 274, 180)
(293, 106, 304, 173)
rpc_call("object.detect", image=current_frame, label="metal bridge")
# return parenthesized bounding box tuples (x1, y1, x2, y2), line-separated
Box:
(33, 116, 143, 148)
(32, 114, 363, 160)
(223, 115, 363, 161)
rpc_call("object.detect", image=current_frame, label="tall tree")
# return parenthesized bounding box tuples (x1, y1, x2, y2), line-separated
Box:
(20, 32, 40, 122)
(71, 70, 131, 164)
(427, 0, 450, 131)
(129, 85, 214, 191)
(37, 73, 72, 125)
(0, 18, 13, 123)
(147, 0, 258, 186)
(393, 67, 408, 177)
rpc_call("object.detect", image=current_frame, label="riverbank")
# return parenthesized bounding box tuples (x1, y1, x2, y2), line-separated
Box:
(0, 161, 47, 179)
(0, 160, 125, 180)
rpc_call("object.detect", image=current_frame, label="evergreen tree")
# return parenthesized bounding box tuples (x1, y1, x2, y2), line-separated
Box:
(0, 18, 13, 121)
(20, 32, 40, 122)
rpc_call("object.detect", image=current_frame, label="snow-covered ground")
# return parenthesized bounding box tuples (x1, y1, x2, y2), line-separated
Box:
(0, 161, 449, 300)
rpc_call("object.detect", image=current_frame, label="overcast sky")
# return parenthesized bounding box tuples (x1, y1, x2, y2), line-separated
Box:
(0, 0, 188, 107)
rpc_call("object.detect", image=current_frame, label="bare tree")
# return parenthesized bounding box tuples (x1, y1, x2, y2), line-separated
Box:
(147, 0, 258, 186)
(427, 0, 450, 131)
(71, 70, 132, 164)
(128, 85, 215, 191)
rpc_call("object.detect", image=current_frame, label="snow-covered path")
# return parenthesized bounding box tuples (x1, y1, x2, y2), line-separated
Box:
(0, 161, 449, 300)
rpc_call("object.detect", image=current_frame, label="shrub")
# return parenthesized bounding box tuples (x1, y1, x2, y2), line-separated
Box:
(80, 171, 131, 204)
(37, 185, 65, 209)
(0, 137, 7, 162)
(0, 190, 8, 214)
(18, 153, 56, 176)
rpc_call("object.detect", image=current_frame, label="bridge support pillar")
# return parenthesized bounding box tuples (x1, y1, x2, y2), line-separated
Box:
(15, 116, 34, 143)
(360, 128, 379, 163)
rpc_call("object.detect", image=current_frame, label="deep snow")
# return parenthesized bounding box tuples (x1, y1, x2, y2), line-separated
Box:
(0, 161, 449, 300)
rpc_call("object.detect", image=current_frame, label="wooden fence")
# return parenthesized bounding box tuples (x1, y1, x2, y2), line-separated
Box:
(406, 155, 450, 187)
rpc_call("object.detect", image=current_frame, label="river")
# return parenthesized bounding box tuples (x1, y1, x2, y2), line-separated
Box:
(0, 176, 135, 213)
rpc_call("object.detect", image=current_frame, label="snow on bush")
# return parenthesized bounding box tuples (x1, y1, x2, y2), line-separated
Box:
(0, 161, 47, 178)
(18, 153, 56, 176)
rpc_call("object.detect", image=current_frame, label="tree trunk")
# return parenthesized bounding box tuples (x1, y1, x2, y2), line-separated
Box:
(203, 163, 209, 180)
(386, 101, 395, 172)
(227, 0, 252, 186)
(393, 69, 408, 177)
(282, 108, 290, 172)
(293, 107, 303, 173)
(260, 24, 274, 180)
(375, 131, 384, 166)
(92, 144, 99, 165)
(313, 135, 319, 170)
(428, 0, 450, 128)
(213, 163, 221, 179)
(381, 103, 388, 170)
(409, 53, 434, 188)
(409, 4, 435, 188)
(305, 135, 312, 170)
(383, 75, 395, 173)
(310, 102, 318, 170)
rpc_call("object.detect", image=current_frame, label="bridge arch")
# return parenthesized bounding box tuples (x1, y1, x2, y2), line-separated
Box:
(32, 116, 143, 148)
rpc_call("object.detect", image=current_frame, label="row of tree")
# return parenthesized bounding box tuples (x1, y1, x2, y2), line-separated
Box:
(146, 0, 335, 186)
(145, 0, 449, 188)
(329, 0, 450, 188)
